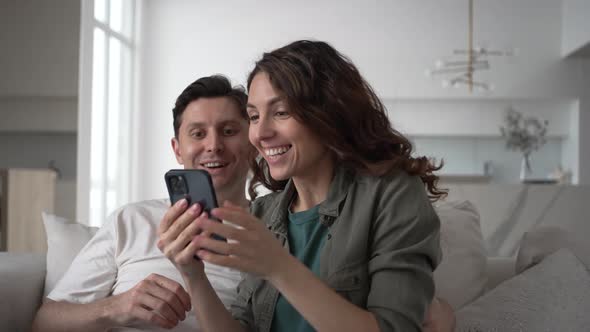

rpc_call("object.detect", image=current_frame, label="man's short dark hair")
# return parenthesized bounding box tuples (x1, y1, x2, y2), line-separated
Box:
(172, 75, 248, 137)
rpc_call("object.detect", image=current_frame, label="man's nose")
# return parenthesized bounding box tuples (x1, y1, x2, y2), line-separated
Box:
(205, 132, 223, 152)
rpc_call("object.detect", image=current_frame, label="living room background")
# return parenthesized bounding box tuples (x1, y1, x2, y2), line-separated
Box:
(0, 0, 588, 225)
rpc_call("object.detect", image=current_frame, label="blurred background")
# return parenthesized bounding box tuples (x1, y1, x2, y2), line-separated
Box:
(0, 0, 588, 229)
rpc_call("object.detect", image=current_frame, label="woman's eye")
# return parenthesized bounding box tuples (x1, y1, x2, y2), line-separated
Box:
(275, 110, 290, 118)
(248, 114, 259, 122)
(223, 127, 237, 136)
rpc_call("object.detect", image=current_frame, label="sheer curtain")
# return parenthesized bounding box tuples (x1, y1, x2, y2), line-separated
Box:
(78, 0, 138, 226)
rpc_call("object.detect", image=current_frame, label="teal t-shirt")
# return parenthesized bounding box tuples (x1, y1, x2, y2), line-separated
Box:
(270, 204, 328, 332)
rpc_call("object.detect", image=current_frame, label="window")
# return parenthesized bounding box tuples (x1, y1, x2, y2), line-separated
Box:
(78, 0, 137, 226)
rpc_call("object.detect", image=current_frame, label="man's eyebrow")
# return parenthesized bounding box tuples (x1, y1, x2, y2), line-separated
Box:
(247, 96, 285, 109)
(184, 122, 205, 129)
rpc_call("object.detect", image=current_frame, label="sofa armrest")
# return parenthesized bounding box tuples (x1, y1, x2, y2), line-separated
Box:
(485, 257, 515, 291)
(0, 252, 46, 332)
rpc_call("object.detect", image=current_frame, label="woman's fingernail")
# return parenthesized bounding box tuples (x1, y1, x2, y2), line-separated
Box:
(178, 199, 187, 208)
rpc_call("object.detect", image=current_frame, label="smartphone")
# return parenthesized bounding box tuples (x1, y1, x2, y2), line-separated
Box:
(164, 169, 225, 242)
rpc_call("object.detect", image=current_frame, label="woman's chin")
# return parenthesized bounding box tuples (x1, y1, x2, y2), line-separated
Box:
(269, 169, 290, 182)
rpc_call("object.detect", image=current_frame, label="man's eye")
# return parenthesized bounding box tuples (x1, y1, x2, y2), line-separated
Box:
(248, 114, 259, 122)
(190, 131, 205, 138)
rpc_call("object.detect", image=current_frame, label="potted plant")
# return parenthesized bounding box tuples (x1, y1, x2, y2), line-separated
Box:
(499, 107, 548, 181)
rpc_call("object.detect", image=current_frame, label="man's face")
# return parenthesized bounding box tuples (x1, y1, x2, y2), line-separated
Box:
(172, 97, 253, 196)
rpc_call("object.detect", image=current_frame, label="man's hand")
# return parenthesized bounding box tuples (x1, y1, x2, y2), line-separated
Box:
(422, 297, 456, 332)
(106, 273, 192, 329)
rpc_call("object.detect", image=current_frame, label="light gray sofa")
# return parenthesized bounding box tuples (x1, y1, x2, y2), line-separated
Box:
(4, 183, 588, 331)
(0, 251, 516, 332)
(0, 253, 46, 332)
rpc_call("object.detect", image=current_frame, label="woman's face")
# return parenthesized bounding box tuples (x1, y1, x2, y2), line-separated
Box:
(247, 72, 330, 181)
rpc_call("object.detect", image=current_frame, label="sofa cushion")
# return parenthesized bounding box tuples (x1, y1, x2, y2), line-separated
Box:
(455, 248, 590, 332)
(42, 212, 98, 297)
(433, 200, 487, 310)
(516, 225, 590, 274)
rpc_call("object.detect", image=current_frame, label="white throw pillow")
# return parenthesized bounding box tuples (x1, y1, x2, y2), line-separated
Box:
(41, 212, 98, 296)
(433, 200, 487, 310)
(516, 225, 590, 274)
(455, 248, 590, 332)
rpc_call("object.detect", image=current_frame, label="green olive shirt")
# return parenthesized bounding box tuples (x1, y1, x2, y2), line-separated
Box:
(271, 204, 326, 332)
(230, 166, 442, 332)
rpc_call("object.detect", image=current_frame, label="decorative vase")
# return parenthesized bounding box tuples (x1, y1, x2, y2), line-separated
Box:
(520, 153, 532, 181)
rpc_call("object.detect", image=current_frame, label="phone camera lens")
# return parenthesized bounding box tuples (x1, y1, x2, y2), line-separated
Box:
(171, 175, 187, 195)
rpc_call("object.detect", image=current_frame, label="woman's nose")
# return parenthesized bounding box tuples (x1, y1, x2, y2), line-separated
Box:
(252, 115, 275, 142)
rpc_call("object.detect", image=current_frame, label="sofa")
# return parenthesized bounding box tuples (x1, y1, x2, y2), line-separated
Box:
(1, 184, 589, 331)
(0, 252, 516, 332)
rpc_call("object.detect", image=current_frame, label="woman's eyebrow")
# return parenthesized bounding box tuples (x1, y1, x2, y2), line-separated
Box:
(247, 96, 284, 109)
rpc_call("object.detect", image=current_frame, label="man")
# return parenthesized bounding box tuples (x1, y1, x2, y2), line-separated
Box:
(32, 75, 255, 331)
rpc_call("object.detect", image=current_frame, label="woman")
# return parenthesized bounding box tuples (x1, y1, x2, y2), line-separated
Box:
(159, 40, 451, 332)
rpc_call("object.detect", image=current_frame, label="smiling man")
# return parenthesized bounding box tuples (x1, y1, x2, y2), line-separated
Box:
(32, 75, 255, 332)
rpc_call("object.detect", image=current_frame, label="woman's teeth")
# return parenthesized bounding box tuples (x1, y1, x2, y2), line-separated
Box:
(266, 146, 290, 156)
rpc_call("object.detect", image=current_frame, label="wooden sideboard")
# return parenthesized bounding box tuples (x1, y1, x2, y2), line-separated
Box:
(0, 168, 56, 253)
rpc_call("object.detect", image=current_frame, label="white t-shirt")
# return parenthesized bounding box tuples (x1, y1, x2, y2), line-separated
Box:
(48, 199, 242, 332)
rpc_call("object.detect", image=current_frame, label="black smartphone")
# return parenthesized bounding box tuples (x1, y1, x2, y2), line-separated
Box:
(164, 169, 225, 242)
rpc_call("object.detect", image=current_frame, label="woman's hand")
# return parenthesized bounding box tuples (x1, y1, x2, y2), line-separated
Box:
(192, 201, 292, 281)
(157, 199, 207, 279)
(422, 297, 456, 332)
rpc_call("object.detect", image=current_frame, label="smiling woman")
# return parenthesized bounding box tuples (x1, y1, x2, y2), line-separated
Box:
(158, 40, 451, 332)
(246, 71, 334, 193)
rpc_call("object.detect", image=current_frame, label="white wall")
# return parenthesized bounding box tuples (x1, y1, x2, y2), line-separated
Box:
(385, 99, 573, 137)
(562, 0, 590, 56)
(136, 0, 590, 200)
(0, 0, 80, 219)
(0, 0, 80, 96)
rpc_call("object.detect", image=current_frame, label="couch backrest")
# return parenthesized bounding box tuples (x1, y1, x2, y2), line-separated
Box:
(442, 184, 590, 256)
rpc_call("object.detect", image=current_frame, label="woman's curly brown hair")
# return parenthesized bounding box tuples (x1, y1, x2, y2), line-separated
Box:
(246, 40, 446, 201)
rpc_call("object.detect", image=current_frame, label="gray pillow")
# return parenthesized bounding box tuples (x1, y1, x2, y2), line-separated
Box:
(516, 225, 590, 274)
(433, 200, 487, 310)
(455, 248, 590, 332)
